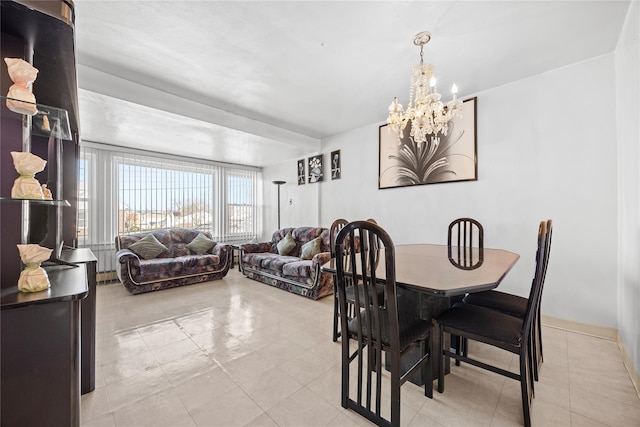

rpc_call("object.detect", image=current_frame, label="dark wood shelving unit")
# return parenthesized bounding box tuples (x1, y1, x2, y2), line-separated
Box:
(1, 2, 96, 426)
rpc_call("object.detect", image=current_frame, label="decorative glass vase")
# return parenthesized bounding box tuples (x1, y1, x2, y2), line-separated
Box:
(11, 151, 46, 199)
(17, 244, 53, 292)
(4, 57, 39, 115)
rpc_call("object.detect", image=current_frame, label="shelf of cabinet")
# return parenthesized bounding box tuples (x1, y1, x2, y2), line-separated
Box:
(1, 96, 71, 141)
(0, 197, 70, 206)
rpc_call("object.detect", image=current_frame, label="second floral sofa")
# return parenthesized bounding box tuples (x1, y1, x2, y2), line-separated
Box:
(238, 226, 333, 300)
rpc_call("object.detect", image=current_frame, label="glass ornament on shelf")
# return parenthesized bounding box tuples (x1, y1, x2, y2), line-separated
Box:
(11, 151, 47, 199)
(17, 244, 53, 292)
(4, 57, 39, 115)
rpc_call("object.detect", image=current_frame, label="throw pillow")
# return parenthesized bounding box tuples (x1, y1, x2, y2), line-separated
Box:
(277, 231, 296, 255)
(128, 234, 168, 260)
(300, 236, 322, 260)
(187, 233, 216, 255)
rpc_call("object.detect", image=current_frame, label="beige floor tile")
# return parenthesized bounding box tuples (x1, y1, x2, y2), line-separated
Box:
(160, 350, 219, 386)
(418, 392, 495, 426)
(306, 364, 344, 409)
(150, 338, 203, 365)
(172, 367, 238, 412)
(81, 413, 116, 427)
(111, 388, 190, 427)
(141, 324, 191, 349)
(81, 275, 640, 427)
(438, 363, 506, 411)
(189, 386, 264, 427)
(326, 411, 376, 427)
(570, 385, 640, 426)
(104, 366, 172, 411)
(266, 387, 342, 426)
(81, 387, 112, 424)
(278, 349, 336, 385)
(175, 308, 220, 336)
(570, 411, 611, 427)
(243, 412, 280, 427)
(223, 351, 282, 385)
(97, 336, 151, 365)
(101, 350, 160, 384)
(239, 366, 303, 410)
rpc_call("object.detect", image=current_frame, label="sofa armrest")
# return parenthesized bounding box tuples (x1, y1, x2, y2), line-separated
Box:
(116, 248, 141, 267)
(311, 251, 332, 272)
(240, 242, 273, 254)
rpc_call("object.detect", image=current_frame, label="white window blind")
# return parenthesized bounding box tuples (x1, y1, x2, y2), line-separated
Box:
(79, 142, 262, 276)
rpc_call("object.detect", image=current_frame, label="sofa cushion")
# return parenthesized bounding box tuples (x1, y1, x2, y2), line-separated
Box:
(300, 236, 322, 260)
(261, 255, 299, 273)
(187, 233, 216, 255)
(277, 231, 296, 255)
(129, 234, 168, 260)
(282, 260, 313, 278)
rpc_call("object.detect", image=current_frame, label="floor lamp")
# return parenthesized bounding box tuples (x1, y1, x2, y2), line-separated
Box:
(272, 180, 286, 229)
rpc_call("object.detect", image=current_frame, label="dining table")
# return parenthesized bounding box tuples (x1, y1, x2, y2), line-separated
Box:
(322, 243, 520, 384)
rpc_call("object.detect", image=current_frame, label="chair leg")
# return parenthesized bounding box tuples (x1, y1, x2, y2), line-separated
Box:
(333, 293, 341, 342)
(424, 336, 433, 398)
(341, 337, 350, 409)
(453, 335, 461, 366)
(519, 349, 533, 427)
(437, 326, 445, 393)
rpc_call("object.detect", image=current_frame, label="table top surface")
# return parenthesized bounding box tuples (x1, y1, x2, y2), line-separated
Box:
(322, 243, 520, 297)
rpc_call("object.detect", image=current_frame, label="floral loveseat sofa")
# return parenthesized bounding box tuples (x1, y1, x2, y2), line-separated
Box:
(239, 227, 333, 300)
(116, 228, 231, 294)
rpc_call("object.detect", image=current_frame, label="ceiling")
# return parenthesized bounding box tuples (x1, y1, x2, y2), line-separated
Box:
(74, 1, 630, 167)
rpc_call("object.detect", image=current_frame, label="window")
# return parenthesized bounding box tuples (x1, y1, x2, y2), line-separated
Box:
(79, 142, 262, 273)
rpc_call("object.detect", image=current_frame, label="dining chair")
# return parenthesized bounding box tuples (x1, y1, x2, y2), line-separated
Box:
(335, 221, 432, 427)
(447, 217, 484, 267)
(331, 218, 349, 342)
(332, 218, 386, 342)
(435, 220, 551, 427)
(462, 219, 553, 380)
(447, 217, 484, 363)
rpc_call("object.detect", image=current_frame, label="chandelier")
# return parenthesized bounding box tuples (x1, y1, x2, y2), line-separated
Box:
(387, 31, 463, 146)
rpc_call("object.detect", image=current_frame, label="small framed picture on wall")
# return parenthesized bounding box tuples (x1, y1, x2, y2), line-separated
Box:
(297, 159, 305, 185)
(331, 150, 341, 180)
(308, 154, 323, 183)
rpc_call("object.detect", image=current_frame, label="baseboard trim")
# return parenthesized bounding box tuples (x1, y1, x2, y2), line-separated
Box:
(541, 315, 617, 340)
(542, 315, 639, 399)
(618, 334, 640, 399)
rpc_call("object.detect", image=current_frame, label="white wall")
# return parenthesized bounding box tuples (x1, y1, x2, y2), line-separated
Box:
(616, 0, 640, 376)
(261, 162, 320, 241)
(264, 49, 625, 333)
(317, 54, 620, 329)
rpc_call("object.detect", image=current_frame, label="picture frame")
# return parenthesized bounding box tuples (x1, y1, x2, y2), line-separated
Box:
(308, 154, 323, 183)
(378, 97, 477, 189)
(297, 159, 306, 185)
(330, 150, 341, 180)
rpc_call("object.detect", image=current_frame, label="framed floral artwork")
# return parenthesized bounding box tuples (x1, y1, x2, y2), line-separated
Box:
(330, 150, 341, 180)
(379, 97, 477, 189)
(297, 159, 305, 185)
(308, 154, 323, 183)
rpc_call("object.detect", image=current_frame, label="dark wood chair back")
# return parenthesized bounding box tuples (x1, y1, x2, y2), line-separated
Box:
(448, 217, 484, 269)
(329, 218, 349, 258)
(335, 220, 432, 427)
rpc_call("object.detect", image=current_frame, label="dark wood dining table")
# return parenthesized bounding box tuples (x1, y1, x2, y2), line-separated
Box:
(322, 243, 520, 384)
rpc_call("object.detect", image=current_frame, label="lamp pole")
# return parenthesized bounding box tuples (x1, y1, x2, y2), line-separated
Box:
(272, 180, 286, 229)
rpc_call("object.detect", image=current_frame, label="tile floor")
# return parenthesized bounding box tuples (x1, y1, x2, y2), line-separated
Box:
(81, 270, 640, 427)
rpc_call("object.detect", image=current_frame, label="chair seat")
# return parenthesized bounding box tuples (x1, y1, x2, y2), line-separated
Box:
(436, 303, 524, 350)
(348, 308, 432, 350)
(463, 290, 527, 317)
